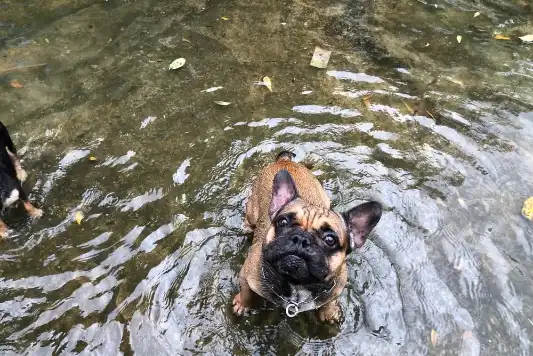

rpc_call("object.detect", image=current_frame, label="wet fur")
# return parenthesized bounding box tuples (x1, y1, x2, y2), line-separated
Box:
(234, 151, 382, 322)
(0, 121, 42, 238)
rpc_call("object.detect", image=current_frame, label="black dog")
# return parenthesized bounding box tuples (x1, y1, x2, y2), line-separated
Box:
(0, 121, 42, 238)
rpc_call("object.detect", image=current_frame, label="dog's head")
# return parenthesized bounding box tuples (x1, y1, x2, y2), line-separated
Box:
(262, 170, 382, 287)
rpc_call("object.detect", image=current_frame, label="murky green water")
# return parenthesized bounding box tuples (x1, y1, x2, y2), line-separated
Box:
(1, 0, 533, 354)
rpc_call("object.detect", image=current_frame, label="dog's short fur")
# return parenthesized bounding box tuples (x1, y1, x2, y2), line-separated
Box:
(233, 151, 382, 322)
(0, 121, 42, 238)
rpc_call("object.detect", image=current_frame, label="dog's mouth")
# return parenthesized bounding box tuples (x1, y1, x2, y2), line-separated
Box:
(271, 254, 310, 281)
(263, 249, 329, 284)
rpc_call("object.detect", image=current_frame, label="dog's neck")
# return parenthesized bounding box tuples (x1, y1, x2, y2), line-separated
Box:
(257, 261, 336, 313)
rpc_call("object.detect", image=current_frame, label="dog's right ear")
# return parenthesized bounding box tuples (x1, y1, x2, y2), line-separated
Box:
(269, 170, 298, 220)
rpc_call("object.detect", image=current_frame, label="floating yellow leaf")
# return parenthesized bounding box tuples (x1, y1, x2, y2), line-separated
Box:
(519, 34, 533, 43)
(494, 34, 511, 40)
(456, 35, 462, 43)
(89, 156, 97, 162)
(9, 80, 24, 88)
(263, 76, 272, 92)
(522, 197, 533, 221)
(221, 16, 229, 21)
(473, 12, 480, 18)
(75, 211, 84, 224)
(430, 329, 438, 345)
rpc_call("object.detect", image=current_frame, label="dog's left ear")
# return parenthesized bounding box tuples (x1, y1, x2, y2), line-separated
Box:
(269, 170, 298, 220)
(343, 201, 382, 253)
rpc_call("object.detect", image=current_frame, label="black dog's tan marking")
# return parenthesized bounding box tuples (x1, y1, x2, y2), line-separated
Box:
(0, 121, 43, 238)
(234, 151, 382, 322)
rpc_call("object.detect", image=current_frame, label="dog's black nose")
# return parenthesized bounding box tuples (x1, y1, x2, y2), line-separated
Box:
(291, 234, 311, 248)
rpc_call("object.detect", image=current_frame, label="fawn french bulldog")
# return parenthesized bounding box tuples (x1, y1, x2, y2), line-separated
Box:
(233, 151, 382, 322)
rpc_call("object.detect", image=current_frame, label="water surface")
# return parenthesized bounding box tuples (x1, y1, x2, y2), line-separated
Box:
(1, 0, 533, 355)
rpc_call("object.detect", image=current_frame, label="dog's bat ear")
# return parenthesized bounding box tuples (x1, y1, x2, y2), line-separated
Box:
(343, 201, 382, 253)
(269, 170, 298, 220)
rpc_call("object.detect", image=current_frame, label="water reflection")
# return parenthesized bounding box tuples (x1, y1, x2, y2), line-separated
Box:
(1, 0, 533, 355)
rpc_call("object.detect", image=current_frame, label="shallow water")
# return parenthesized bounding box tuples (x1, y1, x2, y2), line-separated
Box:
(1, 0, 533, 354)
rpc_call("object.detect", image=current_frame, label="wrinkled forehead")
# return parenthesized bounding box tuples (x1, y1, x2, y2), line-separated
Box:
(281, 200, 346, 233)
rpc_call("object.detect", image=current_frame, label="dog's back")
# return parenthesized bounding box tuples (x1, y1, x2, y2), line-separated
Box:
(245, 151, 330, 238)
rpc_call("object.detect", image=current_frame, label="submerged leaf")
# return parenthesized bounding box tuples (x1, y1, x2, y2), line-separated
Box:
(463, 330, 473, 339)
(169, 58, 186, 70)
(456, 35, 462, 43)
(202, 86, 223, 93)
(444, 76, 465, 87)
(75, 211, 84, 224)
(221, 16, 229, 21)
(401, 99, 414, 114)
(214, 100, 231, 106)
(263, 76, 273, 92)
(9, 80, 23, 88)
(430, 329, 438, 345)
(519, 34, 533, 42)
(362, 94, 373, 108)
(494, 34, 511, 40)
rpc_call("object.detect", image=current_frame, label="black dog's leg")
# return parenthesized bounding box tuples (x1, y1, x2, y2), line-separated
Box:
(7, 151, 27, 182)
(16, 185, 43, 219)
(0, 219, 7, 238)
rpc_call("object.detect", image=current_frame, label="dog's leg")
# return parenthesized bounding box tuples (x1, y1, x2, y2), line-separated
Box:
(23, 201, 43, 219)
(0, 122, 27, 183)
(242, 217, 254, 234)
(317, 299, 341, 324)
(17, 185, 43, 219)
(243, 196, 258, 234)
(0, 219, 8, 238)
(7, 151, 27, 183)
(232, 276, 255, 315)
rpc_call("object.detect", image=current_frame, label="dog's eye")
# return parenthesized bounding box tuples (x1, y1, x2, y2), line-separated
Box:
(276, 217, 289, 227)
(323, 233, 337, 247)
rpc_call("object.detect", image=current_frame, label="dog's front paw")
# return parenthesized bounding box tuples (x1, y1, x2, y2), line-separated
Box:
(17, 168, 28, 183)
(29, 208, 43, 219)
(317, 300, 342, 324)
(242, 219, 254, 234)
(0, 225, 8, 239)
(232, 293, 250, 316)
